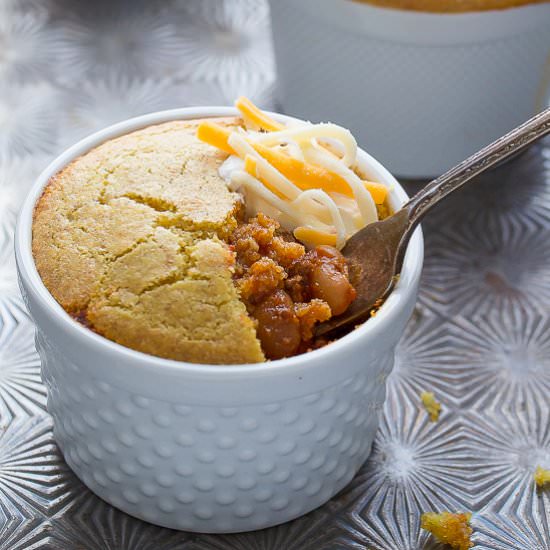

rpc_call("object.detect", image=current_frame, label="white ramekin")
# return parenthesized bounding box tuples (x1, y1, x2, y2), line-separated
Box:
(269, 0, 550, 178)
(15, 107, 423, 533)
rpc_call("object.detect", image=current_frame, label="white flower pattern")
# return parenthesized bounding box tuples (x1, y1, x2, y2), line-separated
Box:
(0, 11, 60, 83)
(53, 0, 188, 81)
(176, 0, 275, 86)
(0, 82, 62, 160)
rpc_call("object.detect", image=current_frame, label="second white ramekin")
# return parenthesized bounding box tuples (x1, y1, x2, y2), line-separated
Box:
(269, 0, 550, 178)
(15, 107, 423, 533)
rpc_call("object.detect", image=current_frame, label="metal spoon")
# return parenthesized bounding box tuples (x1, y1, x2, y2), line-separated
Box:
(316, 107, 550, 337)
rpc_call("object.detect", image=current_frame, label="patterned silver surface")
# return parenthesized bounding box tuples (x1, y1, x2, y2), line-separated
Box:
(0, 0, 548, 548)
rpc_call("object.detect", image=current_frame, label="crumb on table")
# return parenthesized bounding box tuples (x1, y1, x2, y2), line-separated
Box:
(420, 391, 441, 422)
(534, 466, 550, 488)
(421, 511, 473, 550)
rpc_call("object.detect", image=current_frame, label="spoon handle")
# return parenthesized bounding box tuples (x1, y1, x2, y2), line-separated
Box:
(404, 107, 550, 228)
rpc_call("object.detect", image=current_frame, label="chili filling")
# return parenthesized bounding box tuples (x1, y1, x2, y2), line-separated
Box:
(230, 213, 356, 359)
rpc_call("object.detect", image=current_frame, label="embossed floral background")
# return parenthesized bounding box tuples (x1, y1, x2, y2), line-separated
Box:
(0, 0, 549, 548)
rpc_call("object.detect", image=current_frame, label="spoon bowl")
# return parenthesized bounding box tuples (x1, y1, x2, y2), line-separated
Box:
(317, 107, 550, 337)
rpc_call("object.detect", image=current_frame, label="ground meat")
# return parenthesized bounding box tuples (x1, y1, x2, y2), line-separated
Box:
(294, 300, 332, 341)
(230, 213, 357, 360)
(238, 257, 285, 303)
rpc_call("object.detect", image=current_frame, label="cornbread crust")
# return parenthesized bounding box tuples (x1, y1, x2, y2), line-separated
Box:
(354, 0, 547, 11)
(33, 118, 265, 364)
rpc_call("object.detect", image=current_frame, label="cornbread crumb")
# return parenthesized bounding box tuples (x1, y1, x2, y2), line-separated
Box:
(421, 512, 473, 550)
(421, 391, 441, 422)
(33, 118, 264, 364)
(534, 466, 550, 488)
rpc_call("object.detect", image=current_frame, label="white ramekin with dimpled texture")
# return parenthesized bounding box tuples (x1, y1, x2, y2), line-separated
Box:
(269, 0, 550, 178)
(15, 107, 423, 533)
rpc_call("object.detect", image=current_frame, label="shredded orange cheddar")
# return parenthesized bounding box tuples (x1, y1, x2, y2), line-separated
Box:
(253, 143, 387, 205)
(363, 181, 389, 205)
(421, 512, 473, 550)
(196, 121, 234, 155)
(252, 142, 355, 197)
(293, 226, 338, 247)
(236, 96, 284, 132)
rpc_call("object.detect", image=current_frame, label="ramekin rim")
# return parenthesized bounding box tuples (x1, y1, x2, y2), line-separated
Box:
(281, 0, 550, 46)
(15, 106, 424, 378)
(339, 0, 548, 16)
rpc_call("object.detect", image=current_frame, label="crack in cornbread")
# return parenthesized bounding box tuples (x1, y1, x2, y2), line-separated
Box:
(33, 118, 265, 364)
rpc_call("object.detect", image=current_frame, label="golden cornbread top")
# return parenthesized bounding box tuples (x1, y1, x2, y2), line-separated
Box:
(353, 0, 547, 12)
(32, 118, 265, 364)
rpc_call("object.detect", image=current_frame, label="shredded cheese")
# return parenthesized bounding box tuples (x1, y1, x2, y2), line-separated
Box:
(294, 226, 338, 247)
(236, 96, 285, 132)
(291, 189, 347, 249)
(196, 98, 390, 249)
(254, 123, 358, 166)
(229, 134, 303, 201)
(244, 156, 285, 200)
(196, 121, 234, 155)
